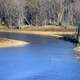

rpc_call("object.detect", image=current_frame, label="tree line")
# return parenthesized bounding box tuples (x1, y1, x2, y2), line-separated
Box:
(0, 0, 80, 28)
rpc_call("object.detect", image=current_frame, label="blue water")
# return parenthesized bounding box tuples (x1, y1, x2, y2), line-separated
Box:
(0, 33, 80, 80)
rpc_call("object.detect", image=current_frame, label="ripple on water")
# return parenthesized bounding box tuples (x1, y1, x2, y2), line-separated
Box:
(0, 33, 80, 80)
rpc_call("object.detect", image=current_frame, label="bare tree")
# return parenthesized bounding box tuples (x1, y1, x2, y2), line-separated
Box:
(72, 0, 80, 43)
(0, 0, 25, 28)
(0, 0, 80, 28)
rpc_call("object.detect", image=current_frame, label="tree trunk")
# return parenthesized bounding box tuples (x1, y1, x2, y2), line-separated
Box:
(76, 26, 80, 45)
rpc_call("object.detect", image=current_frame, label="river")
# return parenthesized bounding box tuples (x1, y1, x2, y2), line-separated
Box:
(0, 32, 80, 80)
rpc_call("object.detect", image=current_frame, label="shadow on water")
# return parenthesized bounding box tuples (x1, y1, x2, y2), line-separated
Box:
(58, 34, 78, 44)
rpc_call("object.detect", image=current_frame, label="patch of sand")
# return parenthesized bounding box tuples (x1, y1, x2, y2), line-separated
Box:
(0, 38, 29, 48)
(74, 46, 80, 52)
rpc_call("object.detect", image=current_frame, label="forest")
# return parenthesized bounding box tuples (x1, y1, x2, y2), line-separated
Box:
(0, 0, 80, 28)
(0, 1, 80, 80)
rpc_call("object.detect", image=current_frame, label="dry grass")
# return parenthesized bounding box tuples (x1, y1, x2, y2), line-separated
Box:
(21, 25, 76, 32)
(0, 29, 76, 38)
(0, 25, 76, 38)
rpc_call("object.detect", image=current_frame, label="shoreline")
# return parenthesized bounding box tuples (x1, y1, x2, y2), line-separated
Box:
(0, 28, 77, 50)
(74, 46, 80, 52)
(0, 38, 29, 48)
(0, 29, 75, 38)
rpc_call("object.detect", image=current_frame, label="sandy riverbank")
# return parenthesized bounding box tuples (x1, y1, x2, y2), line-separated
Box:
(74, 46, 80, 52)
(0, 38, 29, 48)
(0, 26, 76, 48)
(0, 29, 76, 38)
